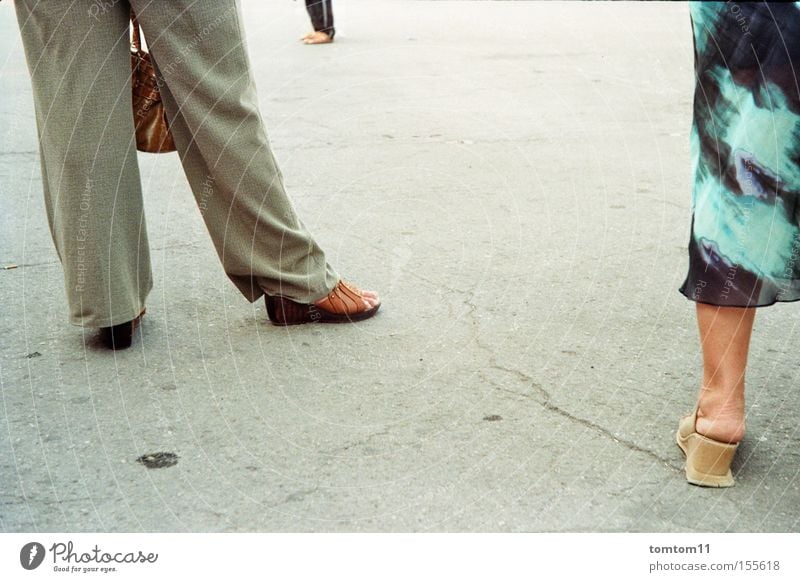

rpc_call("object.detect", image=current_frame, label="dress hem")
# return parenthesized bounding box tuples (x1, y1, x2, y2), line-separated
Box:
(678, 287, 800, 309)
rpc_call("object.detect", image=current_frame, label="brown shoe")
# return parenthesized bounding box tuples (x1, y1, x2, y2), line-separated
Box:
(99, 309, 145, 349)
(265, 281, 379, 325)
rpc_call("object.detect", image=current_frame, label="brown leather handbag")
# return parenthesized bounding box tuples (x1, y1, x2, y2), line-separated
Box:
(131, 13, 175, 153)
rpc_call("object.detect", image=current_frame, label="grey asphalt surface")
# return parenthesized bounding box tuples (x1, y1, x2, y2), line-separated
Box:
(1, 1, 799, 533)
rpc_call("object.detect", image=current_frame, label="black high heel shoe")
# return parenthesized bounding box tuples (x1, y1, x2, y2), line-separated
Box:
(99, 309, 145, 349)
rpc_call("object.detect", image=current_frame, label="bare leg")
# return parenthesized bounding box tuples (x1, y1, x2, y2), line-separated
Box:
(694, 303, 755, 443)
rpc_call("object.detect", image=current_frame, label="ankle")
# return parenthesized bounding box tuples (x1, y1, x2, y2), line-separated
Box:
(695, 388, 746, 443)
(697, 382, 744, 411)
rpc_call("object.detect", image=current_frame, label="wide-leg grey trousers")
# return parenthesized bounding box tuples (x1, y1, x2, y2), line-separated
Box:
(15, 0, 339, 327)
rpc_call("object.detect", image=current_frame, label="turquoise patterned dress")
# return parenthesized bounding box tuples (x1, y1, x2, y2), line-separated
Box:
(680, 2, 800, 307)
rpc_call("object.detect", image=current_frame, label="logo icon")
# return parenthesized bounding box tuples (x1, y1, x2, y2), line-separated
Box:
(20, 542, 45, 570)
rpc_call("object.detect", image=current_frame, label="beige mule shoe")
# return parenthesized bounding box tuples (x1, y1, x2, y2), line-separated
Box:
(676, 409, 738, 488)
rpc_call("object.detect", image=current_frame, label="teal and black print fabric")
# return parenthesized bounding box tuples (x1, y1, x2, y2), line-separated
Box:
(680, 2, 800, 307)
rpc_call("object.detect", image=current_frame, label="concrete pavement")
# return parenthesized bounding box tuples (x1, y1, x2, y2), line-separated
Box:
(1, 1, 799, 532)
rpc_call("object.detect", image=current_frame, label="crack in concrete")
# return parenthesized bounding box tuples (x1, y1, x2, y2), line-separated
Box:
(457, 285, 681, 471)
(485, 362, 682, 472)
(322, 428, 394, 456)
(0, 496, 96, 505)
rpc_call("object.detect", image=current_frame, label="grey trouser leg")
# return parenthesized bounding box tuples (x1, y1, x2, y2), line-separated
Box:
(129, 0, 338, 303)
(15, 0, 151, 328)
(15, 0, 338, 327)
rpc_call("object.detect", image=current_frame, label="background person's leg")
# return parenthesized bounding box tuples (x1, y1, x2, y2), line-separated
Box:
(694, 303, 755, 443)
(14, 0, 152, 328)
(130, 0, 338, 304)
(305, 0, 335, 37)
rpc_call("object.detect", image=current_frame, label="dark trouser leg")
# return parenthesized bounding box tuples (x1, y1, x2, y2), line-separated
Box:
(305, 0, 335, 37)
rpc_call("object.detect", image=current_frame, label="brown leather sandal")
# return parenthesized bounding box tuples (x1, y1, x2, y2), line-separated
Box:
(265, 281, 380, 325)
